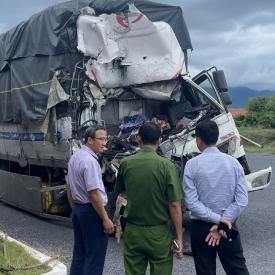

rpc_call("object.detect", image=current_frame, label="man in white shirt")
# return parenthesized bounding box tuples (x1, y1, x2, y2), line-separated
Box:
(183, 120, 249, 275)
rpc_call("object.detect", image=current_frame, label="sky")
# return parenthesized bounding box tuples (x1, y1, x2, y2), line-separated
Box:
(1, 0, 275, 90)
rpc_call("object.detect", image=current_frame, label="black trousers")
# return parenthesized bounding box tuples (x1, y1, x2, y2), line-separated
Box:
(70, 204, 108, 275)
(191, 220, 249, 275)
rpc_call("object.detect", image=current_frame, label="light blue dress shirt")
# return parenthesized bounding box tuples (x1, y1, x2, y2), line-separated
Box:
(68, 145, 108, 205)
(183, 147, 248, 224)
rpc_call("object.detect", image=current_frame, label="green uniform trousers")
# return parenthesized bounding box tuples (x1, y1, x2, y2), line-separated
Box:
(123, 223, 173, 275)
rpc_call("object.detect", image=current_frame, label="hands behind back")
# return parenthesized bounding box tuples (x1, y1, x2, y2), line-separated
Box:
(205, 217, 232, 246)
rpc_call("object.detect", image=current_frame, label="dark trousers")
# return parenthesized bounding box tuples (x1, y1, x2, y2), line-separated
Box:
(70, 204, 108, 275)
(191, 220, 249, 275)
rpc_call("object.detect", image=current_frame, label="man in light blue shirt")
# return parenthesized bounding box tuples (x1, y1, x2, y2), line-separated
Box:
(183, 120, 249, 275)
(67, 125, 114, 275)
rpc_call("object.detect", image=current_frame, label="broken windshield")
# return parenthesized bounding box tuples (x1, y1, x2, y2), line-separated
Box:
(194, 74, 220, 104)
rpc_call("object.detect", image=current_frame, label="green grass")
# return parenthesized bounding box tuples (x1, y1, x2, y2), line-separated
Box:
(238, 127, 275, 153)
(0, 240, 51, 275)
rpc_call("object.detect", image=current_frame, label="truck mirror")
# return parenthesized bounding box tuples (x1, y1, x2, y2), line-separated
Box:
(220, 92, 232, 105)
(213, 70, 232, 106)
(213, 70, 228, 93)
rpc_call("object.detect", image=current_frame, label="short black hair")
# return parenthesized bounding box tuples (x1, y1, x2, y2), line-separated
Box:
(138, 122, 161, 145)
(195, 120, 219, 145)
(84, 125, 106, 143)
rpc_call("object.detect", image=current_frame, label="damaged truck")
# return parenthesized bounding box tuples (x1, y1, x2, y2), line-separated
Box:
(0, 0, 272, 221)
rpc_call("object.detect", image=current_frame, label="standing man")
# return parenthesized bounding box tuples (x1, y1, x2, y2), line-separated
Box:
(67, 125, 114, 275)
(183, 119, 249, 275)
(115, 122, 184, 275)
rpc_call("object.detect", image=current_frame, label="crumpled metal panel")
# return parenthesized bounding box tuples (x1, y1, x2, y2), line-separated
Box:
(78, 5, 185, 88)
(132, 80, 181, 101)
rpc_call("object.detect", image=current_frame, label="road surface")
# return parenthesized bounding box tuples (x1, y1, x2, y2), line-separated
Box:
(0, 153, 274, 274)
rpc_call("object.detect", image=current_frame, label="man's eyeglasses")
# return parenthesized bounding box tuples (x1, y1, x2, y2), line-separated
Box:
(93, 137, 108, 142)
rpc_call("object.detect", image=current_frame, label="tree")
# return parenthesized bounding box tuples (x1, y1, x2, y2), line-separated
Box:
(247, 96, 269, 113)
(266, 95, 275, 113)
(244, 112, 259, 126)
(258, 112, 275, 128)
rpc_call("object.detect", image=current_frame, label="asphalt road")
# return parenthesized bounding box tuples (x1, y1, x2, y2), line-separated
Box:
(0, 153, 274, 275)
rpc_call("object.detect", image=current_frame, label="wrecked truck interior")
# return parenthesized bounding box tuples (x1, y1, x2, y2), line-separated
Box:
(77, 77, 221, 190)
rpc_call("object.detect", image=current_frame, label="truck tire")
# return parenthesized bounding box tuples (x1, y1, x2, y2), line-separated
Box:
(237, 155, 251, 175)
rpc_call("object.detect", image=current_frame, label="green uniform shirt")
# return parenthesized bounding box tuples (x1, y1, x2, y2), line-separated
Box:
(114, 147, 183, 226)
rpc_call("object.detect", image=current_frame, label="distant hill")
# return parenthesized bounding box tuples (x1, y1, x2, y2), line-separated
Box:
(228, 87, 275, 107)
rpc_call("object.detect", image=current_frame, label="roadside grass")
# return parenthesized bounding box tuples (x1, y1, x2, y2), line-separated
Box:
(0, 239, 51, 275)
(238, 127, 275, 154)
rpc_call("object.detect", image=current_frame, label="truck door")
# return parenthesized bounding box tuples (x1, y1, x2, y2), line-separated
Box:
(192, 71, 223, 107)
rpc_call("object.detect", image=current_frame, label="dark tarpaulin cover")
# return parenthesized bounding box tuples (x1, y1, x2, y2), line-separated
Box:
(0, 0, 192, 125)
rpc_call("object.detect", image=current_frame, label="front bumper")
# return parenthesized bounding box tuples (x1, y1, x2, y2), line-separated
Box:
(246, 166, 272, 192)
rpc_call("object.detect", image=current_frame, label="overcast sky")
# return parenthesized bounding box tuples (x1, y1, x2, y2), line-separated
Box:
(1, 0, 275, 90)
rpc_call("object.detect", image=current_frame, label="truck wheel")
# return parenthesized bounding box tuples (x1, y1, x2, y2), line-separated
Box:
(237, 155, 251, 175)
